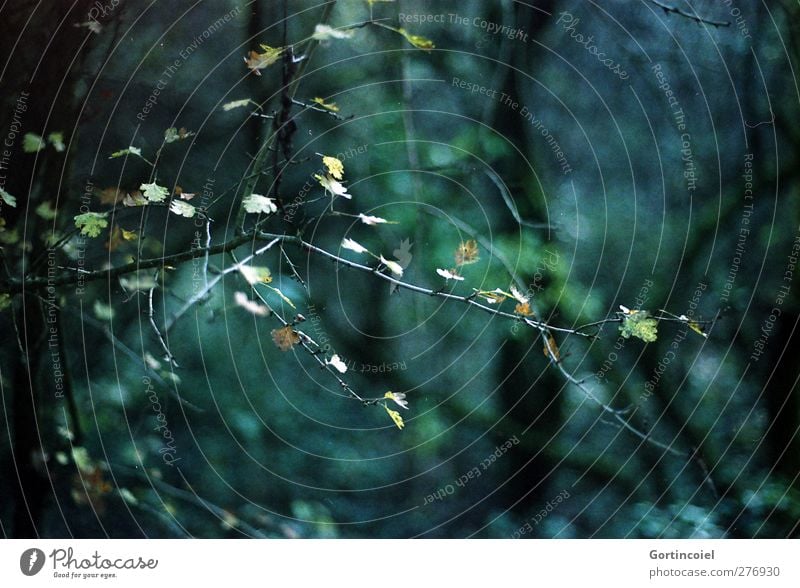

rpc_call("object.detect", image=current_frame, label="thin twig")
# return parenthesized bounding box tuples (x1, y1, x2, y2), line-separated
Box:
(646, 0, 730, 27)
(148, 286, 178, 367)
(290, 97, 349, 120)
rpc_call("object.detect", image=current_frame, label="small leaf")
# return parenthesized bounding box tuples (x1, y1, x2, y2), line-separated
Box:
(71, 447, 94, 474)
(474, 288, 510, 304)
(266, 285, 296, 309)
(312, 24, 354, 41)
(0, 293, 11, 312)
(244, 45, 283, 75)
(342, 238, 368, 254)
(678, 314, 709, 338)
(119, 270, 157, 292)
(234, 291, 269, 317)
(687, 321, 708, 338)
(169, 200, 196, 218)
(455, 239, 479, 265)
(510, 285, 529, 304)
(380, 255, 404, 277)
(175, 186, 196, 200)
(326, 354, 348, 373)
(47, 132, 66, 152)
(543, 334, 560, 362)
(0, 188, 17, 207)
(140, 182, 169, 203)
(395, 27, 435, 50)
(163, 127, 195, 144)
(436, 268, 464, 281)
(123, 191, 148, 207)
(222, 98, 253, 111)
(110, 146, 142, 159)
(74, 212, 109, 237)
(384, 391, 408, 410)
(23, 133, 45, 153)
(314, 173, 350, 198)
(121, 228, 137, 240)
(358, 213, 391, 226)
(242, 193, 278, 214)
(322, 155, 344, 180)
(619, 310, 658, 343)
(312, 97, 340, 112)
(271, 325, 300, 351)
(35, 201, 56, 220)
(93, 300, 115, 321)
(119, 488, 138, 505)
(106, 225, 125, 251)
(239, 265, 272, 285)
(515, 302, 534, 317)
(98, 187, 125, 205)
(384, 405, 405, 430)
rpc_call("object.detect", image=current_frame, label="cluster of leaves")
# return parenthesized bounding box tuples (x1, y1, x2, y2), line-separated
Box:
(619, 307, 659, 343)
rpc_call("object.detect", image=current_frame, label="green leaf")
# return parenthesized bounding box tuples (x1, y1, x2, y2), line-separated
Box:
(0, 188, 16, 207)
(35, 201, 56, 220)
(93, 300, 115, 321)
(119, 270, 158, 292)
(392, 27, 435, 50)
(0, 293, 11, 312)
(23, 133, 45, 153)
(110, 146, 142, 158)
(620, 311, 658, 343)
(74, 211, 109, 238)
(140, 182, 169, 203)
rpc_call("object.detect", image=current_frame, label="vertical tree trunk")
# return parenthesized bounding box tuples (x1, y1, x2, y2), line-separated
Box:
(1, 0, 96, 537)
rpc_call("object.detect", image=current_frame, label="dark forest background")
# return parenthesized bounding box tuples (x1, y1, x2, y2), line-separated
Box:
(0, 0, 798, 538)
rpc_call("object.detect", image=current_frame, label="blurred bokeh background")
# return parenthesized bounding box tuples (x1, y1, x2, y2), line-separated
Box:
(1, 0, 798, 538)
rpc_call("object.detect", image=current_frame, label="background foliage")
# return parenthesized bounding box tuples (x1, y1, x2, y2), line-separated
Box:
(0, 0, 798, 538)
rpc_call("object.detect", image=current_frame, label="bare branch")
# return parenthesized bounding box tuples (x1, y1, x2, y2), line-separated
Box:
(646, 0, 730, 27)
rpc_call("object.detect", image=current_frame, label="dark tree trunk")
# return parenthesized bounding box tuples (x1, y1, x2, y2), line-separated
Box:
(1, 0, 96, 537)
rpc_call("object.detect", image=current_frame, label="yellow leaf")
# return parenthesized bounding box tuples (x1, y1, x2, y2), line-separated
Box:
(239, 265, 272, 285)
(313, 97, 340, 112)
(384, 405, 405, 430)
(384, 391, 408, 409)
(266, 285, 296, 309)
(455, 239, 479, 265)
(397, 28, 435, 50)
(244, 45, 283, 75)
(271, 326, 300, 351)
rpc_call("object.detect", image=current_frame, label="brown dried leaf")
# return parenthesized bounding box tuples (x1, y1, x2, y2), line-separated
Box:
(515, 302, 534, 317)
(543, 334, 560, 362)
(455, 239, 479, 266)
(271, 325, 300, 351)
(98, 187, 125, 205)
